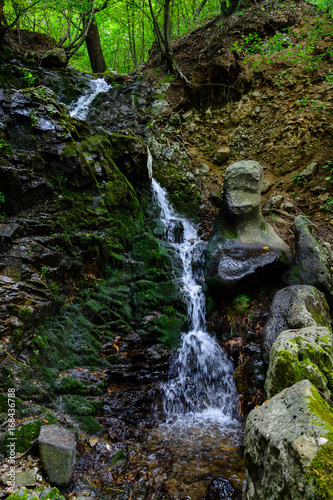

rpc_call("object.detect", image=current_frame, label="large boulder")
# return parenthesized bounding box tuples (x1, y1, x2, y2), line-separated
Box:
(41, 48, 68, 69)
(287, 215, 333, 305)
(261, 285, 331, 365)
(265, 326, 333, 400)
(204, 161, 292, 293)
(38, 425, 76, 487)
(245, 379, 333, 500)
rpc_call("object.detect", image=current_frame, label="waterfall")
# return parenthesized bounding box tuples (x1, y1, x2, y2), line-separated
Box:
(152, 179, 239, 427)
(68, 78, 111, 120)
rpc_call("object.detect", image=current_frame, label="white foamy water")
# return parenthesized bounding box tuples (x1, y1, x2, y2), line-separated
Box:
(69, 78, 111, 120)
(151, 179, 240, 428)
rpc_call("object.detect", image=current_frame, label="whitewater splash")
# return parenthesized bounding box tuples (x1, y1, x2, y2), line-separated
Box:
(152, 179, 239, 427)
(69, 78, 111, 120)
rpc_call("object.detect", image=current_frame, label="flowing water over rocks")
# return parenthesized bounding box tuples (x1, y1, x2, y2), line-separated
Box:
(148, 179, 244, 498)
(68, 78, 111, 120)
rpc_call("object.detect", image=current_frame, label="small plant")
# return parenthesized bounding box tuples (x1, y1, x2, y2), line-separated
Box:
(292, 173, 307, 186)
(29, 109, 39, 126)
(0, 139, 12, 155)
(41, 265, 52, 280)
(23, 70, 37, 87)
(233, 294, 251, 314)
(0, 191, 5, 219)
(320, 198, 333, 213)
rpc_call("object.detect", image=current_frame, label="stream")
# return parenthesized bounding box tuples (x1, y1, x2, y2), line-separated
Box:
(69, 79, 245, 499)
(148, 180, 244, 499)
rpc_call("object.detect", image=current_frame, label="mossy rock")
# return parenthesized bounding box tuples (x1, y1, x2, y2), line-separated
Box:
(0, 393, 23, 417)
(265, 326, 333, 400)
(131, 233, 171, 269)
(0, 412, 58, 456)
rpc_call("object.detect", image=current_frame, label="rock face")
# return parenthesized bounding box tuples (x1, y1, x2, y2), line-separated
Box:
(287, 215, 333, 305)
(245, 380, 333, 500)
(204, 161, 292, 293)
(261, 285, 331, 365)
(38, 425, 76, 487)
(265, 326, 333, 400)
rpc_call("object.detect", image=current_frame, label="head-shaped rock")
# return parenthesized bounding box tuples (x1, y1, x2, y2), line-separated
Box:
(223, 160, 264, 220)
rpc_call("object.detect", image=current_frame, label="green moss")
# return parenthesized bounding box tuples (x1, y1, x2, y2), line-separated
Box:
(62, 395, 95, 416)
(0, 413, 58, 455)
(57, 378, 89, 395)
(0, 394, 23, 416)
(7, 486, 66, 500)
(75, 415, 103, 435)
(269, 350, 303, 395)
(306, 391, 333, 498)
(111, 449, 126, 465)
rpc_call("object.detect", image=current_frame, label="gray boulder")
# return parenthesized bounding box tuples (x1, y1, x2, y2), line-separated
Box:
(261, 285, 331, 365)
(287, 215, 333, 305)
(41, 48, 68, 69)
(265, 326, 333, 400)
(204, 161, 292, 293)
(38, 425, 76, 487)
(245, 379, 333, 500)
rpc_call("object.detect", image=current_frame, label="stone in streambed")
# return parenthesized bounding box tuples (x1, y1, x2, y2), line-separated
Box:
(245, 380, 333, 500)
(206, 477, 241, 499)
(261, 285, 331, 366)
(38, 425, 76, 487)
(204, 161, 291, 293)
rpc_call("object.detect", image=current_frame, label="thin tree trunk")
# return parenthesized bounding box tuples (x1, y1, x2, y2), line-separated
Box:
(85, 17, 107, 73)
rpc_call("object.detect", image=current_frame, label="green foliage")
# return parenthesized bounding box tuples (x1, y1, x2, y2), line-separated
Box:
(297, 94, 329, 113)
(232, 18, 333, 76)
(111, 449, 126, 465)
(292, 173, 308, 186)
(233, 294, 251, 314)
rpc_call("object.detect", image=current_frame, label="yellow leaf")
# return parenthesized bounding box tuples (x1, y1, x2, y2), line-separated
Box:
(263, 246, 269, 250)
(106, 443, 111, 450)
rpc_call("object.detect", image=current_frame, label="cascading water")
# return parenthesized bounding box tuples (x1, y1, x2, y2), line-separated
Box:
(151, 178, 239, 427)
(68, 77, 111, 120)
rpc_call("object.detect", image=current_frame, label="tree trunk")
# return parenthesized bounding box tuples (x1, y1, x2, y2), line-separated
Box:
(85, 17, 107, 73)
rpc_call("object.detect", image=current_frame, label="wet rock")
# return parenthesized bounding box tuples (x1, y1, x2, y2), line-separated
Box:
(41, 48, 68, 69)
(245, 380, 333, 500)
(287, 215, 333, 305)
(265, 326, 333, 400)
(261, 285, 330, 365)
(38, 425, 76, 487)
(204, 161, 291, 293)
(206, 477, 241, 499)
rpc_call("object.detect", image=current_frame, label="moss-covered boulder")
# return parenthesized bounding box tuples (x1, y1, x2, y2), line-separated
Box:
(245, 380, 333, 500)
(261, 285, 331, 365)
(0, 412, 58, 456)
(265, 326, 333, 400)
(287, 216, 333, 306)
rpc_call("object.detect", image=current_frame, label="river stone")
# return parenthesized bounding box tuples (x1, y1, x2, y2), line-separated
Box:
(287, 215, 333, 305)
(204, 161, 292, 293)
(41, 48, 68, 68)
(38, 425, 76, 487)
(245, 379, 333, 500)
(206, 477, 241, 499)
(265, 326, 333, 400)
(261, 285, 331, 365)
